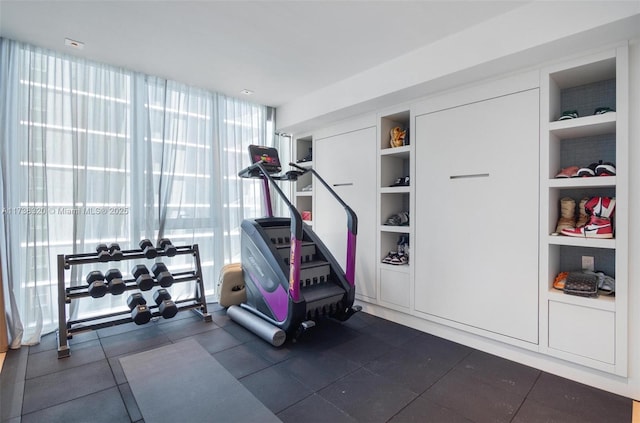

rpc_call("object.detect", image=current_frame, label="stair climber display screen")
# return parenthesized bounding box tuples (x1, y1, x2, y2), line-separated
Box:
(227, 145, 361, 345)
(249, 145, 281, 174)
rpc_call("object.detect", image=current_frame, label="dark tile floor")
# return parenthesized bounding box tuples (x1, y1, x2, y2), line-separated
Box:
(0, 304, 633, 423)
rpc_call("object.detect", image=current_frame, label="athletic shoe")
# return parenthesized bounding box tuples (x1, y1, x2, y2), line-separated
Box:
(383, 252, 408, 265)
(390, 176, 410, 187)
(594, 107, 614, 115)
(577, 161, 600, 177)
(576, 197, 589, 228)
(296, 148, 313, 163)
(555, 197, 576, 233)
(558, 110, 579, 120)
(390, 254, 408, 265)
(555, 166, 579, 178)
(382, 251, 397, 264)
(301, 184, 313, 191)
(561, 216, 613, 238)
(384, 211, 409, 226)
(585, 196, 615, 219)
(595, 162, 616, 176)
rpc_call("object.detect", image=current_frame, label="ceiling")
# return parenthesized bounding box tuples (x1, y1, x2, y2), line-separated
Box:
(0, 0, 532, 107)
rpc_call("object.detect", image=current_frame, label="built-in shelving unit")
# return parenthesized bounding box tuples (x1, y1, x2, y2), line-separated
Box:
(539, 46, 628, 375)
(293, 135, 313, 226)
(377, 110, 413, 310)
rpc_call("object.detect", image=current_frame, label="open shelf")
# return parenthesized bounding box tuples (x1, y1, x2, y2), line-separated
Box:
(540, 46, 627, 376)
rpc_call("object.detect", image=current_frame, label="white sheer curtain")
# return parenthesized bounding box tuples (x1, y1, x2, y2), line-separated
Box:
(0, 38, 272, 347)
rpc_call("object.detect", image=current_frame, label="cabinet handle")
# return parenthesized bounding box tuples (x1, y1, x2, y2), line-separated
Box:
(450, 173, 490, 180)
(332, 183, 354, 187)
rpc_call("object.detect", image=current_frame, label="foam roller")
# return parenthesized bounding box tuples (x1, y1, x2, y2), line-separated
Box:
(227, 305, 286, 347)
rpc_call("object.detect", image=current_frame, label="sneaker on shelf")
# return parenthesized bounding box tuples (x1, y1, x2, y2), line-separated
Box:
(594, 107, 615, 115)
(561, 215, 613, 239)
(390, 176, 410, 187)
(576, 161, 601, 177)
(296, 148, 313, 163)
(386, 253, 408, 265)
(382, 251, 397, 264)
(384, 211, 409, 226)
(558, 110, 579, 120)
(301, 184, 313, 191)
(595, 162, 616, 176)
(555, 166, 579, 178)
(576, 197, 590, 228)
(555, 197, 576, 233)
(584, 196, 615, 219)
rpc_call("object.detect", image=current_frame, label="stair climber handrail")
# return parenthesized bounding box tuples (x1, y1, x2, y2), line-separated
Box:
(289, 162, 358, 287)
(240, 161, 304, 302)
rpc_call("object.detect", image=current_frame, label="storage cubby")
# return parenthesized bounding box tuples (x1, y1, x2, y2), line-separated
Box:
(295, 135, 313, 164)
(547, 57, 616, 122)
(294, 134, 313, 226)
(295, 170, 313, 194)
(379, 231, 410, 264)
(540, 46, 628, 375)
(379, 111, 410, 150)
(547, 186, 616, 236)
(380, 150, 410, 188)
(380, 192, 410, 227)
(377, 108, 413, 310)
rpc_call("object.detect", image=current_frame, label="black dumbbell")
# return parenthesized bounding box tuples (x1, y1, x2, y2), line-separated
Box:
(131, 264, 154, 291)
(96, 243, 110, 262)
(86, 270, 108, 298)
(158, 238, 177, 257)
(109, 243, 124, 261)
(139, 239, 157, 259)
(151, 262, 174, 287)
(153, 289, 178, 319)
(105, 269, 126, 295)
(127, 293, 152, 325)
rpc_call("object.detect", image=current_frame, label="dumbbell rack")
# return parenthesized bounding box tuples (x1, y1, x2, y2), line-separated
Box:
(56, 243, 212, 358)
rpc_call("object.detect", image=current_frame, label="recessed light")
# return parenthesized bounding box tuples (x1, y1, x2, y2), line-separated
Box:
(64, 38, 84, 50)
(240, 89, 254, 96)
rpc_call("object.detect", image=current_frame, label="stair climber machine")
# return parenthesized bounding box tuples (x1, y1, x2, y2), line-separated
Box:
(225, 145, 362, 346)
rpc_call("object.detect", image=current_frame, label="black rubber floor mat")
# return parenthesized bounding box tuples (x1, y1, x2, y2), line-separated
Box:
(120, 339, 281, 423)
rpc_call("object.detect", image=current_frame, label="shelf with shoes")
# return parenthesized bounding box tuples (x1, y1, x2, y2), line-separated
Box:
(548, 111, 616, 138)
(548, 176, 615, 188)
(377, 108, 413, 310)
(294, 134, 314, 228)
(539, 45, 628, 375)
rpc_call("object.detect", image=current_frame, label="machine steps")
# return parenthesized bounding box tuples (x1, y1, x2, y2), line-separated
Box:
(263, 225, 344, 312)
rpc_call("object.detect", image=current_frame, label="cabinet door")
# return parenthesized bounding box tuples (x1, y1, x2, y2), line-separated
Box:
(414, 89, 539, 344)
(315, 126, 377, 301)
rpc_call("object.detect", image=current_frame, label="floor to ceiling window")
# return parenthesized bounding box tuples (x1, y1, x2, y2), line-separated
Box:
(0, 38, 275, 347)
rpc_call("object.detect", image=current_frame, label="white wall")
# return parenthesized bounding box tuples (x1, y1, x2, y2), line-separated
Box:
(626, 38, 640, 400)
(277, 1, 640, 134)
(279, 24, 640, 403)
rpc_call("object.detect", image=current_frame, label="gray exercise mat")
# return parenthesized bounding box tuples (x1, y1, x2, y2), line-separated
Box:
(120, 339, 281, 423)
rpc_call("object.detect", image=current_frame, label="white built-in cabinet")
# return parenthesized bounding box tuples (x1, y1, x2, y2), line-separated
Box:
(293, 43, 631, 386)
(539, 46, 628, 376)
(314, 127, 378, 301)
(378, 110, 413, 311)
(413, 89, 540, 344)
(293, 135, 314, 227)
